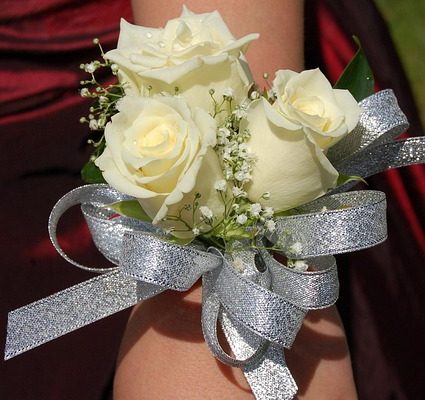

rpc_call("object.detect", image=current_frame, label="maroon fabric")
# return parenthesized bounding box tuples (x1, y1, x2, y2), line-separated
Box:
(311, 2, 425, 399)
(1, 1, 424, 399)
(0, 1, 132, 399)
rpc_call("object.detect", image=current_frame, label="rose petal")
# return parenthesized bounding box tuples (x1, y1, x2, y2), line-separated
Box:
(243, 99, 338, 211)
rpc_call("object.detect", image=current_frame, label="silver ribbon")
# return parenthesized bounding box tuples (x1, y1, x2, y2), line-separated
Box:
(328, 89, 425, 192)
(271, 191, 387, 258)
(327, 89, 409, 165)
(3, 184, 375, 399)
(5, 89, 425, 399)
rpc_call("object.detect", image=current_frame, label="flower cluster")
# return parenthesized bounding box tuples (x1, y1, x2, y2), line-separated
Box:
(82, 6, 361, 253)
(79, 39, 124, 133)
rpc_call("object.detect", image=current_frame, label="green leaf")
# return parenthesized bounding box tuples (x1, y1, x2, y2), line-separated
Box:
(334, 36, 374, 101)
(81, 160, 106, 184)
(273, 208, 299, 218)
(105, 200, 151, 222)
(336, 174, 367, 187)
(165, 236, 194, 246)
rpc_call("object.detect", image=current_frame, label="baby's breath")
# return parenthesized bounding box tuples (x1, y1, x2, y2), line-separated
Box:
(199, 92, 277, 249)
(79, 39, 125, 170)
(199, 206, 214, 220)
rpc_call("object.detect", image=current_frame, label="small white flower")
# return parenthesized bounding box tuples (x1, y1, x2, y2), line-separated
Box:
(290, 260, 309, 272)
(89, 119, 98, 130)
(224, 168, 233, 180)
(80, 88, 90, 97)
(84, 62, 97, 74)
(232, 186, 246, 198)
(288, 242, 303, 255)
(229, 140, 238, 151)
(249, 203, 262, 217)
(240, 161, 251, 173)
(199, 206, 214, 220)
(214, 179, 227, 192)
(235, 171, 251, 182)
(217, 127, 231, 145)
(110, 63, 119, 73)
(232, 203, 240, 211)
(265, 219, 276, 232)
(222, 148, 232, 160)
(262, 206, 274, 218)
(192, 227, 200, 235)
(223, 87, 234, 98)
(233, 105, 248, 120)
(250, 90, 260, 100)
(218, 127, 231, 137)
(99, 96, 108, 104)
(97, 116, 106, 129)
(217, 136, 228, 146)
(238, 143, 248, 153)
(232, 257, 245, 272)
(236, 214, 248, 225)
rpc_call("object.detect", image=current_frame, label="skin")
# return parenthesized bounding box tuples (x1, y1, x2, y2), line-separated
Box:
(114, 1, 358, 399)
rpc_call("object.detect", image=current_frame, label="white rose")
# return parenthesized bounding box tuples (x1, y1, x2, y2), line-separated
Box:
(272, 69, 361, 150)
(242, 98, 339, 212)
(105, 6, 258, 114)
(95, 95, 224, 235)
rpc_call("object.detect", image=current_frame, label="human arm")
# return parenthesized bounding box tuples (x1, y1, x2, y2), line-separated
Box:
(114, 2, 358, 399)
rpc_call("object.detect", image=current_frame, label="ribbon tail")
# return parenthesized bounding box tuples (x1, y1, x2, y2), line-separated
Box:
(220, 311, 297, 400)
(5, 271, 164, 360)
(245, 345, 297, 400)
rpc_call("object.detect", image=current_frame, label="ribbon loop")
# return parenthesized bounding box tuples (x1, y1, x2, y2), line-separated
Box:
(270, 191, 387, 258)
(215, 259, 306, 348)
(327, 89, 409, 166)
(49, 184, 135, 273)
(265, 254, 339, 310)
(202, 289, 269, 367)
(81, 202, 159, 266)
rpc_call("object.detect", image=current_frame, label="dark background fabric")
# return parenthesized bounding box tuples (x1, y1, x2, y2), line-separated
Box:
(306, 2, 425, 399)
(1, 1, 424, 399)
(0, 1, 132, 399)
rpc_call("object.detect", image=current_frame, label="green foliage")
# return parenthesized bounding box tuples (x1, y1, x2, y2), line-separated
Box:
(105, 200, 151, 222)
(81, 160, 106, 184)
(336, 174, 367, 187)
(165, 236, 195, 246)
(375, 0, 425, 126)
(334, 37, 375, 102)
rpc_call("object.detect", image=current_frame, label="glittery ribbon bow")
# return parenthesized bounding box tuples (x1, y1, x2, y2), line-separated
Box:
(5, 90, 425, 400)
